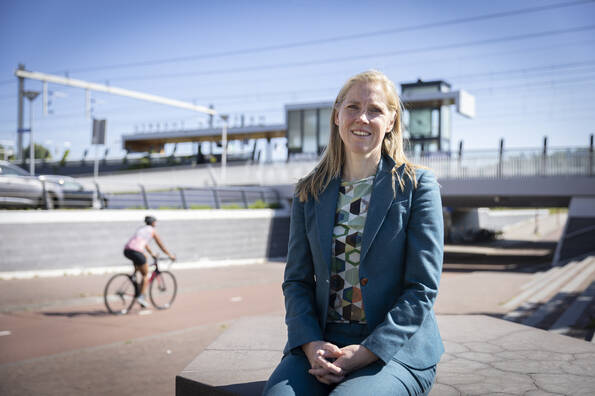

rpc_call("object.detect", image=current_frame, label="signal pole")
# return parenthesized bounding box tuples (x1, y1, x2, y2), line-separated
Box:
(16, 64, 25, 161)
(24, 90, 40, 174)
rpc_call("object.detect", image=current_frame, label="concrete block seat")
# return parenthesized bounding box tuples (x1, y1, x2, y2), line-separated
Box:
(176, 314, 595, 396)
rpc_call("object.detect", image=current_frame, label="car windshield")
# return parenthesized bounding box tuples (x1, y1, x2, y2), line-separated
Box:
(0, 163, 30, 176)
(62, 180, 83, 190)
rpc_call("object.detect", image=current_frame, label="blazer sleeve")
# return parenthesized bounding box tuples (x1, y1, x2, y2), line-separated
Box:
(361, 170, 444, 364)
(283, 196, 324, 352)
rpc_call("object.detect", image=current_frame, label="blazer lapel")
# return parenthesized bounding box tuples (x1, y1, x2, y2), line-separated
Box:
(360, 155, 401, 263)
(315, 177, 340, 273)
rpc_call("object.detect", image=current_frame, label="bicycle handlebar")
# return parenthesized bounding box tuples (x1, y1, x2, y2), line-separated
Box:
(151, 253, 176, 270)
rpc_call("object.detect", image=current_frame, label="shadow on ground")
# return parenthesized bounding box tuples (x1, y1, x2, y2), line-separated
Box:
(42, 310, 112, 318)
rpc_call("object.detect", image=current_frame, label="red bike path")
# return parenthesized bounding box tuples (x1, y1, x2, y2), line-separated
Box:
(0, 263, 286, 396)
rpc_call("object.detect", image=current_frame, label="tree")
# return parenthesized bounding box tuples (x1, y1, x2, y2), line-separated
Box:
(60, 149, 70, 166)
(23, 143, 52, 160)
(0, 143, 8, 160)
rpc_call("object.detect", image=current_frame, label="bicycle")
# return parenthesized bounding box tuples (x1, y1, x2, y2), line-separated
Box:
(104, 255, 177, 314)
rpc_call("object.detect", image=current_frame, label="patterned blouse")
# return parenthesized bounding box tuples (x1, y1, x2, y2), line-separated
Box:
(327, 175, 374, 324)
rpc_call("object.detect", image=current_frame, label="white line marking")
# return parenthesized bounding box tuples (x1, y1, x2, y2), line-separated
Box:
(0, 330, 11, 336)
(0, 257, 281, 280)
(138, 310, 153, 315)
(230, 296, 243, 303)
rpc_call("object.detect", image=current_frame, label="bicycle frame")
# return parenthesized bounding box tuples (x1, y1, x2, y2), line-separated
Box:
(132, 257, 166, 294)
(129, 258, 161, 290)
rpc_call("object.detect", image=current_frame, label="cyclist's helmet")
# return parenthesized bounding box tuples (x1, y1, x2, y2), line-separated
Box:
(144, 215, 157, 225)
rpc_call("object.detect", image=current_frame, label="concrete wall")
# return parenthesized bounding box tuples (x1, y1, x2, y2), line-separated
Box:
(440, 176, 595, 208)
(554, 197, 595, 263)
(0, 209, 289, 273)
(477, 208, 549, 232)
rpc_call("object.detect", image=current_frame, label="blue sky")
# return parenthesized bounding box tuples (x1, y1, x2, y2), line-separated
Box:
(1, 0, 594, 161)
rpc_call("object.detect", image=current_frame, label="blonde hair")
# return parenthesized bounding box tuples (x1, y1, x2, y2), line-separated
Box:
(295, 70, 418, 202)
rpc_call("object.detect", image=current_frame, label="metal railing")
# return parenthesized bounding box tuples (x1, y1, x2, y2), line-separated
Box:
(413, 147, 593, 179)
(101, 184, 281, 210)
(208, 146, 593, 185)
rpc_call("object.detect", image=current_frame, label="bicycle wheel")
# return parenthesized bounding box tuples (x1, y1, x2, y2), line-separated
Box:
(104, 273, 136, 314)
(149, 270, 177, 309)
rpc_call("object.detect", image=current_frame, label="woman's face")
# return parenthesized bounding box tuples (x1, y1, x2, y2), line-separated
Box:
(334, 81, 395, 161)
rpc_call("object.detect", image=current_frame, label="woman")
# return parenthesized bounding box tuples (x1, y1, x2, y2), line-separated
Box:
(123, 215, 176, 307)
(263, 70, 444, 395)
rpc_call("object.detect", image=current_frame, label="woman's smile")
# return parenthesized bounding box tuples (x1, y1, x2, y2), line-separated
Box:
(351, 129, 371, 137)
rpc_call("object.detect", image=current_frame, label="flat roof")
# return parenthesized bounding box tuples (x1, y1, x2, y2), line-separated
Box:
(122, 124, 286, 152)
(284, 101, 333, 111)
(401, 80, 451, 90)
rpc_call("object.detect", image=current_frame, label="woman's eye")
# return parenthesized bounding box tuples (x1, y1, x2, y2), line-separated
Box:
(369, 107, 382, 113)
(347, 105, 359, 110)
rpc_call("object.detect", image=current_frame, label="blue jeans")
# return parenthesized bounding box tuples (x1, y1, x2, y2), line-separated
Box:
(263, 323, 436, 396)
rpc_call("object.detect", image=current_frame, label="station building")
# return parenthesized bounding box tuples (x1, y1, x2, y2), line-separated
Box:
(121, 80, 474, 162)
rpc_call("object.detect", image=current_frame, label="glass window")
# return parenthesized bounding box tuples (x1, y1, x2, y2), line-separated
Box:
(63, 180, 83, 191)
(409, 109, 432, 138)
(403, 85, 440, 95)
(303, 109, 317, 154)
(287, 110, 302, 151)
(318, 107, 331, 151)
(0, 163, 29, 176)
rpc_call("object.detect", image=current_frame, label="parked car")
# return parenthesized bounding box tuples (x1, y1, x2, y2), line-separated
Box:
(0, 160, 64, 209)
(38, 175, 108, 208)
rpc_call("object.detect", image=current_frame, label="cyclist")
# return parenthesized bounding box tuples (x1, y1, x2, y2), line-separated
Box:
(123, 215, 176, 307)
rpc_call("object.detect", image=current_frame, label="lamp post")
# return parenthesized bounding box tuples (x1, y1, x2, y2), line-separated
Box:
(24, 90, 40, 175)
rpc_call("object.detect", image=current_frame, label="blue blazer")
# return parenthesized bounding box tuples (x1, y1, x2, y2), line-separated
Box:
(282, 155, 444, 369)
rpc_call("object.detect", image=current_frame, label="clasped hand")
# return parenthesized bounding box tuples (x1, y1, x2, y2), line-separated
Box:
(302, 341, 378, 385)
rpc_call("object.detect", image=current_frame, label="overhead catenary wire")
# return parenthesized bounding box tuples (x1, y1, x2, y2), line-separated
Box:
(95, 25, 595, 83)
(68, 37, 595, 95)
(46, 0, 595, 75)
(1, 74, 594, 128)
(2, 27, 595, 97)
(2, 20, 594, 133)
(0, 0, 593, 90)
(1, 63, 595, 126)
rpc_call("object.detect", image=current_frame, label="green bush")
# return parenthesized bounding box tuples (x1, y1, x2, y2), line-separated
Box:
(127, 157, 151, 170)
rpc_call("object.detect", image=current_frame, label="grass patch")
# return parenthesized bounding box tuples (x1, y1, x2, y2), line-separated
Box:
(221, 203, 243, 209)
(549, 207, 568, 214)
(248, 200, 282, 209)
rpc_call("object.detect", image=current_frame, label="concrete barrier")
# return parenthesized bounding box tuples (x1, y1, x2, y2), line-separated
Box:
(176, 314, 595, 396)
(0, 209, 289, 274)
